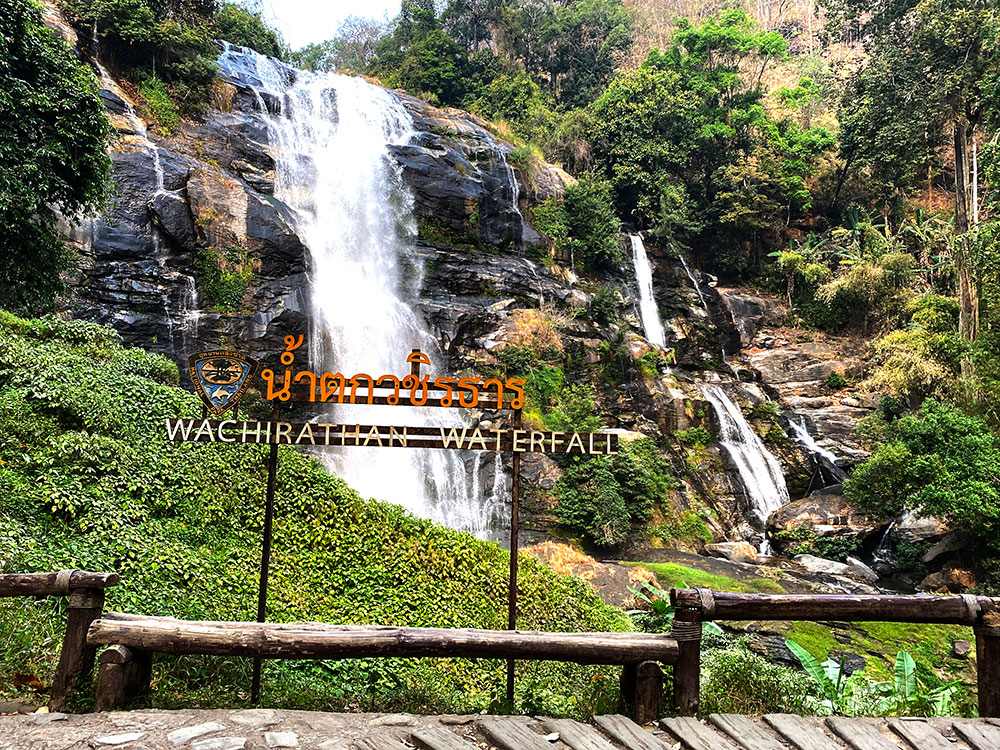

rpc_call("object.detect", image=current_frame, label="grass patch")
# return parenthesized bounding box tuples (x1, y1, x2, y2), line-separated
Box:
(632, 562, 784, 593)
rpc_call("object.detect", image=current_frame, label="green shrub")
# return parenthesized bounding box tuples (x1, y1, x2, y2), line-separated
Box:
(556, 438, 676, 546)
(546, 383, 602, 432)
(644, 510, 713, 545)
(825, 371, 848, 389)
(1, 0, 112, 314)
(0, 313, 631, 714)
(139, 77, 179, 135)
(195, 245, 257, 312)
(589, 283, 621, 325)
(674, 426, 712, 448)
(564, 177, 622, 270)
(701, 641, 816, 716)
(845, 400, 1000, 545)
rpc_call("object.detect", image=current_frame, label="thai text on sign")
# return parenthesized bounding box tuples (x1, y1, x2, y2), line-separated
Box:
(165, 419, 619, 455)
(260, 336, 527, 408)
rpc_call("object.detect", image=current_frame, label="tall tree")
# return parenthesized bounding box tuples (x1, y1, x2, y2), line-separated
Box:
(827, 0, 999, 342)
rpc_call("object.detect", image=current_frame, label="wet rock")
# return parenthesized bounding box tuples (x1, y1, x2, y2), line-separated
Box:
(152, 192, 196, 249)
(716, 288, 785, 347)
(768, 491, 884, 549)
(793, 553, 851, 576)
(920, 564, 977, 593)
(894, 512, 949, 545)
(952, 639, 972, 658)
(830, 651, 867, 676)
(845, 556, 879, 582)
(922, 532, 968, 564)
(705, 541, 759, 564)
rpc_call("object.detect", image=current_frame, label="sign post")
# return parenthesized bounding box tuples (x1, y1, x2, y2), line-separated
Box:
(178, 338, 619, 706)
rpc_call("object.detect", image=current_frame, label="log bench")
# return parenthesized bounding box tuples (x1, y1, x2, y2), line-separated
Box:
(0, 570, 119, 710)
(86, 612, 686, 720)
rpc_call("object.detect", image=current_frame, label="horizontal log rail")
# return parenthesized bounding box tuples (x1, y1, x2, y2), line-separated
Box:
(0, 570, 119, 597)
(86, 613, 682, 720)
(0, 570, 119, 711)
(670, 588, 1000, 625)
(87, 612, 679, 664)
(669, 588, 1000, 718)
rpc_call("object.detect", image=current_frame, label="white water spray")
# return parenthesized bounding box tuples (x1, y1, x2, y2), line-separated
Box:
(219, 46, 507, 537)
(629, 235, 666, 348)
(702, 385, 789, 526)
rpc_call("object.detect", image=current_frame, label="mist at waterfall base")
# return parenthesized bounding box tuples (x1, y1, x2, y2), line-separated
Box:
(218, 46, 508, 539)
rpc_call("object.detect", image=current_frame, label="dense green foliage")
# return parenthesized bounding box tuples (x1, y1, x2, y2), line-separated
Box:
(533, 177, 622, 270)
(0, 0, 112, 314)
(556, 438, 678, 547)
(0, 314, 631, 713)
(59, 0, 219, 114)
(846, 401, 1000, 546)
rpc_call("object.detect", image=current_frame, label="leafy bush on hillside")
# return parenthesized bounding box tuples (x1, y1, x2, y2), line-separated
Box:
(0, 313, 631, 714)
(556, 438, 677, 546)
(845, 400, 1000, 547)
(0, 0, 112, 314)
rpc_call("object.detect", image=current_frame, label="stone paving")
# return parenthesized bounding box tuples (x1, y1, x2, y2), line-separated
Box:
(0, 708, 481, 750)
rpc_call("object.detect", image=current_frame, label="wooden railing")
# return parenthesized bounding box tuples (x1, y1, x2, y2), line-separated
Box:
(85, 612, 686, 720)
(0, 570, 119, 710)
(669, 588, 1000, 717)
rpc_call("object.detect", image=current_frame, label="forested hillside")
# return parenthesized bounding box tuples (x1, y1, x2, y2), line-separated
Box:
(1, 0, 999, 719)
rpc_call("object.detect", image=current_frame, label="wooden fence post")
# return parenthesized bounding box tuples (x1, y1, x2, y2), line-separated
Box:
(671, 608, 701, 716)
(976, 611, 1000, 717)
(49, 586, 105, 711)
(621, 660, 663, 724)
(94, 645, 153, 711)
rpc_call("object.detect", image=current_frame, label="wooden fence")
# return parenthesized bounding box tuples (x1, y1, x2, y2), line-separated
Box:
(84, 612, 684, 720)
(7, 571, 1000, 720)
(669, 588, 1000, 717)
(0, 570, 118, 710)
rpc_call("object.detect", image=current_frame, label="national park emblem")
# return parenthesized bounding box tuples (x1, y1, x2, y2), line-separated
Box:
(188, 350, 258, 416)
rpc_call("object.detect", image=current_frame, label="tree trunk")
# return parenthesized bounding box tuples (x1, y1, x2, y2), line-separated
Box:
(953, 116, 979, 346)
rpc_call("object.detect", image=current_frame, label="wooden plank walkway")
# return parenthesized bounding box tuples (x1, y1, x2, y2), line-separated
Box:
(409, 714, 1000, 750)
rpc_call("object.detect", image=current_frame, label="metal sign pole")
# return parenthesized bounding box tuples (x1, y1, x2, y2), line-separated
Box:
(250, 399, 280, 703)
(506, 408, 522, 707)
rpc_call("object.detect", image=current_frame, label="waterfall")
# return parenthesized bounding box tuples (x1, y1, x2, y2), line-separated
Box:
(702, 385, 789, 526)
(629, 235, 666, 348)
(219, 46, 506, 537)
(788, 416, 847, 484)
(676, 246, 708, 312)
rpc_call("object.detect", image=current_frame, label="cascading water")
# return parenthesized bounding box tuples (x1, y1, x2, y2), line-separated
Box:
(676, 246, 709, 312)
(218, 45, 507, 537)
(702, 385, 789, 527)
(629, 235, 666, 348)
(787, 416, 847, 484)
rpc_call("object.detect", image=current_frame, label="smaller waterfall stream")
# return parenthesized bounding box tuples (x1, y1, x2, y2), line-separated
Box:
(788, 416, 847, 485)
(703, 385, 790, 527)
(629, 235, 666, 348)
(676, 247, 709, 312)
